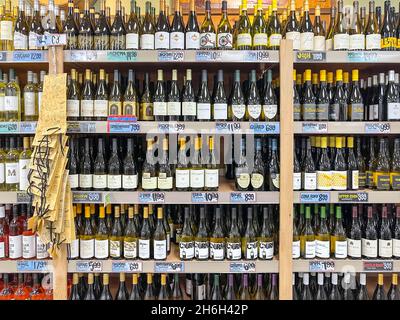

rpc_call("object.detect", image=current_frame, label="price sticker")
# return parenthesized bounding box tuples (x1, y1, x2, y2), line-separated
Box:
(296, 51, 326, 62)
(158, 51, 184, 62)
(106, 50, 138, 62)
(0, 122, 18, 133)
(19, 122, 37, 133)
(17, 192, 31, 203)
(76, 261, 103, 272)
(338, 192, 368, 202)
(108, 122, 140, 133)
(0, 51, 7, 61)
(302, 122, 328, 133)
(17, 260, 49, 272)
(215, 122, 241, 133)
(195, 51, 222, 62)
(250, 122, 280, 134)
(112, 261, 142, 273)
(230, 192, 256, 203)
(229, 262, 256, 273)
(363, 261, 393, 272)
(12, 51, 44, 62)
(36, 33, 66, 46)
(139, 192, 165, 203)
(365, 123, 391, 134)
(309, 261, 335, 272)
(348, 51, 378, 62)
(245, 51, 270, 62)
(73, 192, 102, 203)
(69, 51, 98, 62)
(192, 192, 219, 203)
(300, 192, 330, 203)
(154, 262, 184, 273)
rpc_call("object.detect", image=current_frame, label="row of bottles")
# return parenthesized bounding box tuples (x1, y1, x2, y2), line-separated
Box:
(0, 273, 53, 300)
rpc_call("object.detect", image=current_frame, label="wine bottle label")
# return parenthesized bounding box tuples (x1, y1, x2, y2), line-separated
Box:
(107, 174, 122, 189)
(190, 169, 205, 188)
(271, 173, 280, 189)
(200, 32, 216, 49)
(5, 162, 18, 184)
(349, 103, 364, 120)
(269, 33, 282, 47)
(237, 33, 252, 47)
(78, 34, 93, 50)
(358, 172, 366, 188)
(196, 284, 206, 300)
(387, 103, 400, 120)
(24, 92, 36, 116)
(237, 173, 250, 189)
(390, 173, 400, 190)
(0, 96, 4, 112)
(373, 103, 382, 120)
(9, 235, 22, 259)
(0, 242, 4, 258)
(108, 101, 122, 115)
(331, 170, 347, 190)
(333, 33, 349, 50)
(217, 32, 233, 49)
(79, 174, 93, 188)
(226, 242, 241, 260)
(18, 159, 30, 191)
(153, 239, 167, 259)
(170, 32, 185, 49)
(285, 31, 300, 50)
(0, 21, 13, 40)
(186, 278, 192, 295)
(334, 240, 347, 258)
(259, 241, 274, 259)
(362, 238, 377, 258)
(351, 170, 359, 189)
(14, 31, 28, 50)
(155, 31, 170, 49)
(153, 102, 167, 116)
(232, 104, 246, 119)
(142, 174, 157, 190)
(305, 240, 316, 258)
(262, 104, 278, 120)
(378, 239, 392, 258)
(366, 170, 374, 188)
(366, 34, 381, 50)
(315, 240, 330, 259)
(94, 239, 109, 259)
(303, 172, 317, 190)
(205, 169, 219, 188)
(209, 242, 224, 260)
(347, 238, 361, 258)
(317, 103, 329, 120)
(109, 240, 121, 258)
(140, 34, 155, 50)
(93, 174, 107, 189)
(195, 241, 209, 259)
(124, 102, 136, 116)
(302, 103, 317, 120)
(197, 103, 211, 119)
(293, 172, 302, 190)
(80, 239, 94, 259)
(68, 239, 79, 259)
(251, 173, 264, 189)
(325, 38, 333, 51)
(375, 173, 390, 190)
(123, 174, 138, 189)
(167, 101, 181, 116)
(36, 235, 49, 259)
(67, 33, 79, 49)
(176, 170, 190, 188)
(294, 103, 301, 120)
(349, 34, 365, 50)
(248, 104, 261, 120)
(111, 34, 126, 50)
(69, 174, 79, 189)
(29, 32, 40, 49)
(213, 103, 227, 120)
(67, 100, 80, 117)
(94, 100, 108, 117)
(253, 33, 268, 46)
(22, 234, 36, 259)
(179, 241, 195, 259)
(185, 31, 200, 49)
(313, 35, 325, 51)
(300, 32, 314, 51)
(381, 37, 397, 49)
(245, 241, 258, 259)
(4, 96, 18, 111)
(126, 33, 139, 49)
(123, 240, 137, 259)
(292, 240, 300, 258)
(393, 239, 400, 258)
(138, 239, 150, 259)
(182, 101, 197, 116)
(158, 176, 173, 190)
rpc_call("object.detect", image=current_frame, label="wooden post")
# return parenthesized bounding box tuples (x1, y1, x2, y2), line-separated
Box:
(48, 45, 68, 300)
(279, 39, 294, 300)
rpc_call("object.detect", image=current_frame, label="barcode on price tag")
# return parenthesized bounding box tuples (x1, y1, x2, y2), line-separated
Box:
(229, 262, 256, 273)
(154, 262, 184, 273)
(112, 261, 142, 273)
(76, 261, 103, 272)
(302, 122, 328, 133)
(309, 261, 335, 272)
(230, 192, 256, 203)
(365, 123, 391, 134)
(300, 192, 330, 203)
(139, 192, 165, 203)
(17, 260, 49, 272)
(192, 192, 218, 203)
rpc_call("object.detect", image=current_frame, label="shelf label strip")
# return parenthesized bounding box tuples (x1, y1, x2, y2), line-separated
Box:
(76, 261, 103, 272)
(300, 192, 330, 203)
(139, 192, 165, 203)
(365, 123, 391, 134)
(229, 262, 256, 273)
(230, 192, 256, 203)
(363, 261, 393, 272)
(73, 192, 102, 203)
(338, 192, 368, 202)
(112, 261, 142, 272)
(309, 261, 335, 272)
(154, 262, 184, 273)
(17, 260, 49, 272)
(192, 192, 219, 203)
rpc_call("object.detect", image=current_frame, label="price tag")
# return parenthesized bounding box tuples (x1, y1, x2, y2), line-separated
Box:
(76, 261, 103, 272)
(12, 51, 44, 62)
(249, 123, 280, 134)
(365, 123, 391, 134)
(69, 50, 98, 62)
(36, 33, 66, 46)
(302, 122, 328, 133)
(106, 50, 138, 62)
(0, 122, 18, 133)
(296, 51, 326, 62)
(300, 192, 330, 203)
(157, 51, 184, 62)
(139, 192, 165, 203)
(338, 192, 368, 202)
(17, 260, 49, 272)
(229, 262, 256, 273)
(309, 261, 335, 272)
(17, 192, 31, 203)
(348, 51, 378, 62)
(195, 51, 222, 62)
(230, 192, 256, 203)
(0, 51, 7, 61)
(245, 51, 270, 62)
(215, 122, 241, 133)
(73, 192, 102, 203)
(19, 122, 37, 133)
(192, 192, 219, 203)
(112, 261, 142, 273)
(154, 262, 184, 273)
(157, 122, 185, 133)
(363, 261, 393, 272)
(108, 122, 140, 133)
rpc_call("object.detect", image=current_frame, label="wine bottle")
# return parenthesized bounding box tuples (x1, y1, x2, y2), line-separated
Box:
(315, 273, 327, 300)
(139, 207, 151, 260)
(300, 0, 314, 51)
(268, 138, 280, 191)
(348, 69, 364, 121)
(262, 70, 278, 121)
(365, 0, 381, 50)
(235, 136, 250, 191)
(79, 138, 92, 191)
(154, 0, 170, 49)
(153, 69, 167, 121)
(175, 137, 190, 191)
(94, 206, 109, 259)
(381, 0, 396, 50)
(197, 70, 211, 121)
(109, 70, 122, 116)
(313, 5, 325, 51)
(374, 138, 390, 190)
(349, 1, 365, 50)
(108, 138, 122, 191)
(212, 70, 228, 120)
(190, 136, 204, 191)
(391, 138, 400, 190)
(194, 207, 209, 260)
(301, 273, 314, 300)
(158, 274, 170, 300)
(205, 136, 219, 191)
(362, 206, 378, 259)
(170, 0, 185, 49)
(153, 207, 167, 260)
(217, 0, 232, 49)
(237, 0, 252, 50)
(269, 0, 282, 50)
(80, 206, 94, 259)
(302, 69, 316, 120)
(333, 0, 349, 50)
(122, 138, 138, 191)
(330, 69, 347, 121)
(81, 69, 94, 120)
(29, 0, 45, 50)
(285, 0, 300, 50)
(247, 70, 261, 121)
(210, 207, 225, 261)
(142, 139, 157, 190)
(78, 0, 94, 50)
(115, 273, 128, 300)
(123, 206, 139, 259)
(185, 0, 200, 49)
(157, 138, 173, 191)
(372, 274, 387, 300)
(300, 206, 315, 259)
(200, 0, 216, 49)
(230, 70, 246, 121)
(385, 70, 400, 121)
(182, 69, 196, 121)
(167, 69, 181, 121)
(179, 207, 194, 260)
(387, 274, 400, 300)
(140, 1, 155, 49)
(379, 206, 392, 259)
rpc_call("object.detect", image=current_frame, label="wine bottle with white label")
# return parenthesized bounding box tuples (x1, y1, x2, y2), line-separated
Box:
(197, 70, 211, 121)
(385, 70, 400, 120)
(142, 139, 157, 191)
(5, 137, 19, 191)
(95, 206, 109, 259)
(262, 70, 278, 121)
(229, 70, 245, 121)
(5, 69, 20, 122)
(153, 69, 167, 121)
(313, 5, 325, 51)
(333, 0, 349, 50)
(205, 136, 219, 191)
(300, 206, 315, 259)
(258, 207, 274, 260)
(108, 138, 122, 191)
(217, 0, 232, 49)
(80, 205, 95, 259)
(200, 0, 216, 49)
(170, 0, 185, 50)
(182, 69, 196, 121)
(379, 206, 393, 258)
(153, 207, 167, 260)
(140, 2, 155, 50)
(176, 137, 190, 191)
(242, 207, 258, 260)
(167, 69, 181, 121)
(210, 207, 225, 261)
(212, 70, 227, 121)
(251, 138, 265, 191)
(185, 0, 200, 49)
(252, 0, 267, 50)
(139, 206, 151, 260)
(362, 206, 378, 259)
(180, 207, 195, 260)
(158, 137, 173, 191)
(190, 136, 205, 191)
(18, 137, 31, 192)
(349, 1, 365, 50)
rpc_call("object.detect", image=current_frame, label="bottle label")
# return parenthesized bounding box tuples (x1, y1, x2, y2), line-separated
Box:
(79, 174, 92, 188)
(29, 32, 39, 49)
(81, 99, 94, 117)
(366, 34, 381, 50)
(22, 235, 36, 259)
(9, 235, 22, 259)
(14, 31, 28, 50)
(213, 103, 227, 120)
(167, 101, 181, 116)
(251, 173, 264, 189)
(226, 242, 241, 260)
(94, 239, 109, 259)
(347, 238, 361, 258)
(140, 34, 155, 50)
(123, 174, 138, 189)
(366, 170, 374, 188)
(24, 92, 36, 116)
(157, 176, 173, 190)
(179, 241, 194, 259)
(69, 174, 79, 189)
(80, 239, 94, 259)
(18, 159, 30, 191)
(372, 104, 379, 120)
(315, 240, 330, 259)
(300, 32, 314, 51)
(209, 241, 224, 260)
(358, 172, 366, 188)
(69, 239, 79, 259)
(138, 239, 150, 259)
(302, 103, 317, 120)
(93, 174, 107, 189)
(253, 33, 268, 46)
(333, 33, 350, 50)
(67, 100, 80, 117)
(349, 103, 364, 120)
(182, 102, 197, 116)
(5, 162, 18, 184)
(232, 104, 246, 119)
(331, 170, 347, 190)
(109, 240, 121, 258)
(124, 240, 137, 259)
(349, 34, 365, 50)
(185, 31, 200, 49)
(325, 38, 333, 51)
(375, 173, 390, 190)
(285, 31, 300, 50)
(153, 102, 167, 116)
(248, 104, 261, 120)
(245, 241, 258, 259)
(195, 241, 209, 259)
(393, 239, 400, 258)
(0, 96, 4, 112)
(176, 170, 190, 188)
(205, 169, 219, 188)
(4, 96, 18, 111)
(292, 240, 300, 258)
(390, 173, 400, 190)
(0, 242, 4, 258)
(293, 172, 302, 190)
(237, 173, 250, 189)
(351, 170, 359, 189)
(0, 21, 13, 40)
(381, 37, 397, 49)
(379, 239, 392, 258)
(334, 240, 347, 258)
(124, 101, 136, 116)
(154, 31, 170, 49)
(237, 33, 252, 47)
(387, 103, 400, 120)
(271, 173, 280, 189)
(313, 35, 325, 51)
(170, 32, 185, 49)
(153, 239, 167, 259)
(197, 103, 211, 120)
(36, 235, 49, 259)
(108, 174, 122, 189)
(109, 101, 122, 116)
(126, 33, 139, 49)
(269, 33, 282, 47)
(94, 100, 108, 117)
(263, 104, 278, 120)
(217, 32, 233, 49)
(317, 103, 329, 120)
(294, 103, 301, 120)
(186, 278, 192, 295)
(259, 241, 274, 259)
(303, 172, 317, 190)
(200, 32, 216, 49)
(305, 240, 316, 258)
(362, 238, 377, 258)
(190, 169, 205, 189)
(142, 175, 157, 190)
